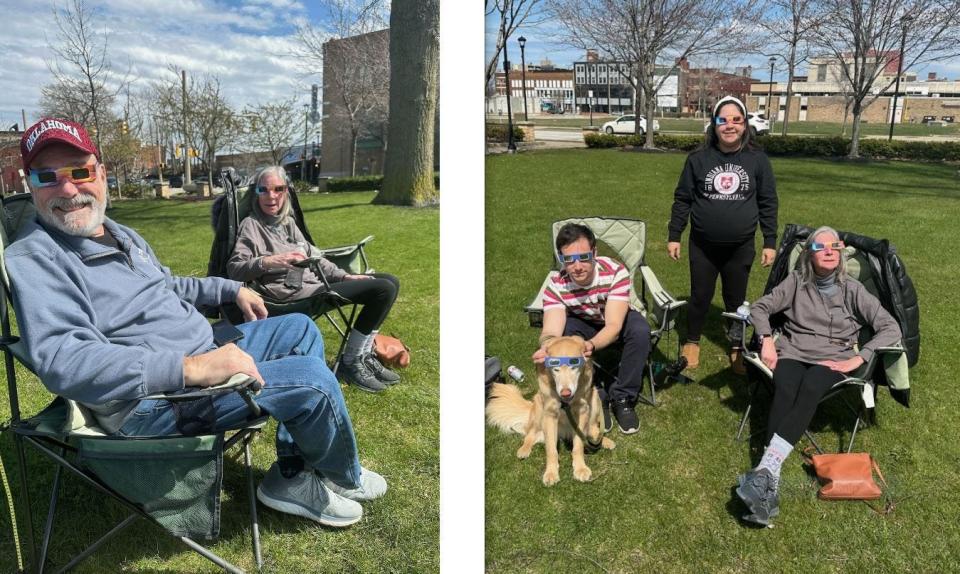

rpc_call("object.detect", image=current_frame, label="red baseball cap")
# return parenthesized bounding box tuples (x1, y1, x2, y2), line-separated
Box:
(20, 118, 100, 172)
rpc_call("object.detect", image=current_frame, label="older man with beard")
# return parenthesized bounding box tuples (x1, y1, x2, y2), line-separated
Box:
(6, 118, 387, 528)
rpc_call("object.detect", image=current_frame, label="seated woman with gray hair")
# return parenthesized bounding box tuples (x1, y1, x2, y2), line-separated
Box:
(227, 166, 401, 394)
(734, 225, 901, 526)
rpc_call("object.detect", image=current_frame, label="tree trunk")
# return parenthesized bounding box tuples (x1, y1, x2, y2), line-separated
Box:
(350, 129, 358, 177)
(375, 0, 439, 206)
(644, 87, 656, 149)
(781, 43, 798, 136)
(848, 100, 863, 158)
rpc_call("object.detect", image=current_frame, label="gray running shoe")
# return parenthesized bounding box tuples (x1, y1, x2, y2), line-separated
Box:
(257, 463, 362, 527)
(322, 466, 389, 502)
(364, 353, 400, 384)
(736, 468, 780, 526)
(339, 359, 387, 393)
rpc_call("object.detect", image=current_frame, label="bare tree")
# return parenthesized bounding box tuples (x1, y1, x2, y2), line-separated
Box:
(240, 99, 301, 165)
(550, 0, 760, 148)
(757, 0, 824, 135)
(292, 1, 390, 177)
(814, 0, 960, 158)
(376, 0, 439, 206)
(44, 0, 127, 153)
(485, 0, 546, 90)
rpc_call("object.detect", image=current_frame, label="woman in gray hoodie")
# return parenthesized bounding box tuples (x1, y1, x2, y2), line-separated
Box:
(734, 226, 901, 526)
(227, 166, 401, 394)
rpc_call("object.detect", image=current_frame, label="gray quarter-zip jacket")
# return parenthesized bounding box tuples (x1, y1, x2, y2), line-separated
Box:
(6, 217, 242, 433)
(750, 271, 902, 365)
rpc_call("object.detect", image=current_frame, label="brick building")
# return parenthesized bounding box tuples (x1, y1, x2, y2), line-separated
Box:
(493, 67, 574, 113)
(681, 60, 757, 116)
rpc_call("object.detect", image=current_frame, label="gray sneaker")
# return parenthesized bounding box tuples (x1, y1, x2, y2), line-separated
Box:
(364, 354, 400, 384)
(256, 463, 362, 527)
(322, 466, 388, 502)
(736, 468, 780, 526)
(339, 359, 387, 393)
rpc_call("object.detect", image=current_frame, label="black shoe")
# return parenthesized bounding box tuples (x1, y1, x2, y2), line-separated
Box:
(612, 398, 639, 434)
(338, 359, 387, 393)
(601, 400, 613, 434)
(736, 468, 779, 526)
(364, 353, 400, 384)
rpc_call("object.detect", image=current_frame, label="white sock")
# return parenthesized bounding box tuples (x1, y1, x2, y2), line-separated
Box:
(362, 330, 379, 357)
(756, 433, 793, 488)
(343, 329, 368, 364)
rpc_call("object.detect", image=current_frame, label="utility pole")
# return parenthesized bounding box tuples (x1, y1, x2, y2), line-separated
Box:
(889, 15, 914, 141)
(181, 69, 191, 185)
(301, 105, 309, 182)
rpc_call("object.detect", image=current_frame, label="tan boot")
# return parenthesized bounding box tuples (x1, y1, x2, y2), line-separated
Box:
(682, 342, 700, 369)
(729, 348, 746, 375)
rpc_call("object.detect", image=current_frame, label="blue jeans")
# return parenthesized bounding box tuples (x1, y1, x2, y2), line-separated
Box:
(117, 314, 361, 489)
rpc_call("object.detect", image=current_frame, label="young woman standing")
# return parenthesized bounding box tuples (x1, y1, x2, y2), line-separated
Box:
(667, 96, 779, 373)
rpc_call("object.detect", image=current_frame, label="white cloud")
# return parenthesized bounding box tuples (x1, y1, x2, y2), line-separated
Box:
(0, 0, 316, 124)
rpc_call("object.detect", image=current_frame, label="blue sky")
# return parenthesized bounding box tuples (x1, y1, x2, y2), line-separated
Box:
(484, 8, 960, 82)
(0, 0, 364, 128)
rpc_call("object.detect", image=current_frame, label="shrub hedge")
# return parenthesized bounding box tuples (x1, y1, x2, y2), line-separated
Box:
(584, 132, 960, 162)
(486, 123, 526, 143)
(327, 173, 441, 193)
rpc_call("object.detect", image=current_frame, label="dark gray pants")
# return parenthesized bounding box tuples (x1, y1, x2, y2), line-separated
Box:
(562, 309, 651, 403)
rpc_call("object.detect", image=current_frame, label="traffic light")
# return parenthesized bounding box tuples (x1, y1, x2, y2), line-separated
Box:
(121, 121, 128, 135)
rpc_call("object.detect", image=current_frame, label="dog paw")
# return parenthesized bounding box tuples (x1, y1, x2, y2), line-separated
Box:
(602, 437, 616, 450)
(542, 468, 560, 486)
(516, 446, 532, 459)
(573, 465, 592, 482)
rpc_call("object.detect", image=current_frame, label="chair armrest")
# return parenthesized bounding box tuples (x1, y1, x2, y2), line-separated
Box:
(145, 374, 262, 417)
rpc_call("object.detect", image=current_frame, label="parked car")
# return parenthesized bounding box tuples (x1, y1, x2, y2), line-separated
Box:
(601, 114, 659, 135)
(703, 112, 770, 136)
(106, 176, 118, 192)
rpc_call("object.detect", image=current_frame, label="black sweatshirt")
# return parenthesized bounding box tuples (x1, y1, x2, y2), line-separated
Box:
(668, 145, 778, 248)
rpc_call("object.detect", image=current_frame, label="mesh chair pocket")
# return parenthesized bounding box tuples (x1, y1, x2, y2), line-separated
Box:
(78, 435, 224, 540)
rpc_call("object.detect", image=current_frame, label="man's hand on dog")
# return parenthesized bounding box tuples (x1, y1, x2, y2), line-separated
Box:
(532, 340, 594, 363)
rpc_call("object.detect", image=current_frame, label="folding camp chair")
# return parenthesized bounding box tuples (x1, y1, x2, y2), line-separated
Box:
(207, 170, 374, 374)
(0, 193, 268, 573)
(524, 217, 687, 406)
(728, 224, 915, 453)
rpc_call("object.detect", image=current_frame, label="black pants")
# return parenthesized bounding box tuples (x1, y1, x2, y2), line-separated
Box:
(327, 273, 399, 334)
(686, 235, 755, 343)
(766, 358, 845, 445)
(562, 309, 651, 403)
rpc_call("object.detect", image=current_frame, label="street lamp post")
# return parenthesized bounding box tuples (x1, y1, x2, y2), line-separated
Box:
(503, 38, 517, 152)
(767, 56, 776, 131)
(302, 104, 309, 182)
(889, 14, 914, 141)
(518, 36, 529, 121)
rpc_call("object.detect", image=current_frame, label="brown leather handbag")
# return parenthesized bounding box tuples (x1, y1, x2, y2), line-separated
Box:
(374, 334, 410, 368)
(808, 452, 885, 500)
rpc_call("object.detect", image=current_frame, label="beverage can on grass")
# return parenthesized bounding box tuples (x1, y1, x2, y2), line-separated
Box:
(506, 365, 525, 382)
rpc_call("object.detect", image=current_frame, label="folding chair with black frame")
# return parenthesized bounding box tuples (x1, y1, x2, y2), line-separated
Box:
(524, 216, 689, 408)
(0, 192, 269, 574)
(207, 169, 374, 374)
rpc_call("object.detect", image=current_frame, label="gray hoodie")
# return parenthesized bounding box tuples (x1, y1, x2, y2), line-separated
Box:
(6, 217, 241, 433)
(750, 271, 902, 365)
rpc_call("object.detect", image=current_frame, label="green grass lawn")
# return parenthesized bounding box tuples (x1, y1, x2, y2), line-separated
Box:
(0, 191, 438, 573)
(486, 149, 960, 572)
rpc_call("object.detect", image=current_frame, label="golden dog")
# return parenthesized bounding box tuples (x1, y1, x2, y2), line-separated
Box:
(486, 336, 614, 486)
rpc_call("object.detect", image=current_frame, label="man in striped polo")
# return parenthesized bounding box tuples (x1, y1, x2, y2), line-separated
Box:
(532, 223, 651, 434)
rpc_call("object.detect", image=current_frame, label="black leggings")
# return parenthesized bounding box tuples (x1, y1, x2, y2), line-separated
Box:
(766, 359, 845, 445)
(686, 235, 754, 343)
(562, 310, 651, 403)
(327, 273, 399, 334)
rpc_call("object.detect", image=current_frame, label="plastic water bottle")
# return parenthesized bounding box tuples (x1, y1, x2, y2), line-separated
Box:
(736, 300, 751, 322)
(506, 365, 525, 383)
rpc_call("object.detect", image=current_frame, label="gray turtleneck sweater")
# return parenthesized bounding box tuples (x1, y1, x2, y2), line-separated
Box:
(750, 270, 901, 364)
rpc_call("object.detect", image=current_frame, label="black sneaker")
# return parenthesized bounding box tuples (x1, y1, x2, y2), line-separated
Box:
(612, 398, 639, 434)
(338, 359, 387, 393)
(601, 400, 613, 434)
(736, 468, 780, 526)
(364, 354, 400, 384)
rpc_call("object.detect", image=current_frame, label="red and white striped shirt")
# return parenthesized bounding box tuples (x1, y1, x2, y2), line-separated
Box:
(542, 256, 631, 325)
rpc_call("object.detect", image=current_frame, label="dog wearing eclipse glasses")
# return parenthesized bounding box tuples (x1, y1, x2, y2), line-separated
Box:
(486, 336, 615, 486)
